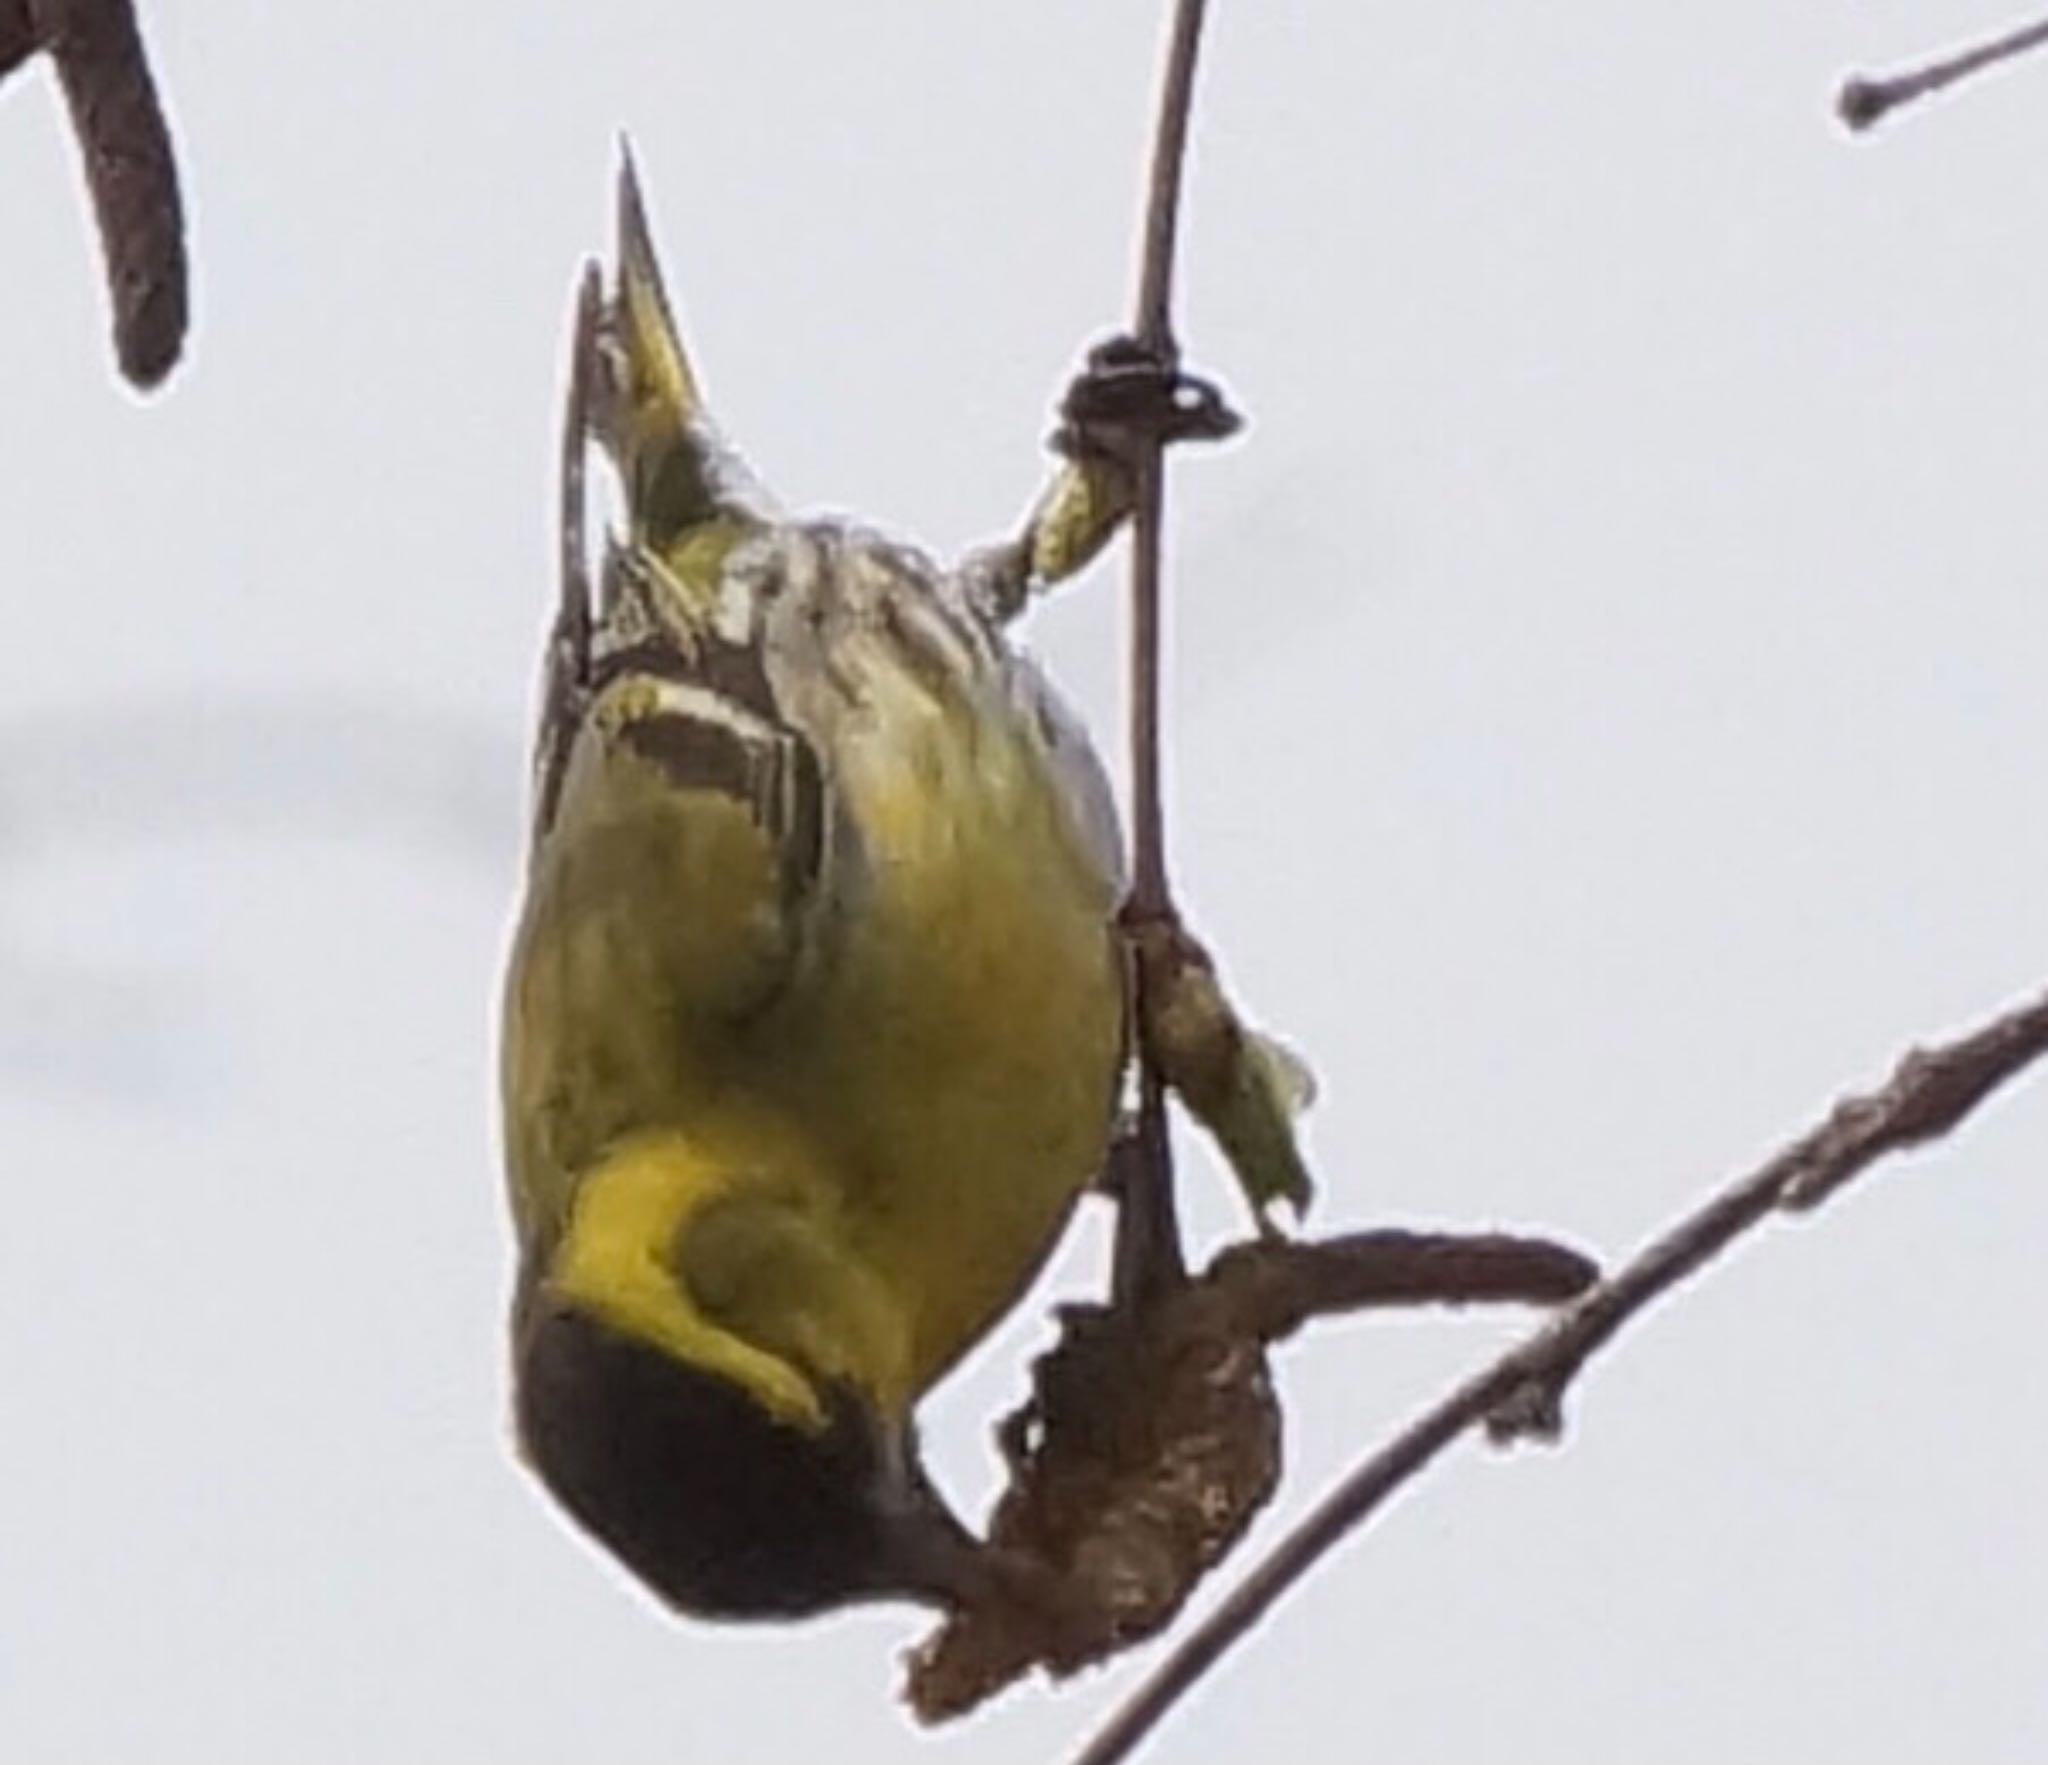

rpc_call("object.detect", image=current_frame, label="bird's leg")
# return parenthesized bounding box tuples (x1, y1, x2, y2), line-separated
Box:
(1057, 331, 1241, 463)
(877, 1438, 1082, 1636)
(959, 332, 1242, 625)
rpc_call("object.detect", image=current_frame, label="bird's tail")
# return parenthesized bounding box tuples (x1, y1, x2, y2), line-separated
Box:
(579, 143, 750, 554)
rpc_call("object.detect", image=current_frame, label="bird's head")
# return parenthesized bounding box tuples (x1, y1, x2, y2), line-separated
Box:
(511, 1131, 1018, 1620)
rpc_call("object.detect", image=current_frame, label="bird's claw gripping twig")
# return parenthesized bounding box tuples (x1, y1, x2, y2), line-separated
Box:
(1054, 333, 1242, 469)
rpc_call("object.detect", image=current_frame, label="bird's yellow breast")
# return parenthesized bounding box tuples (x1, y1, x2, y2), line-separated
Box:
(787, 660, 1124, 1390)
(504, 593, 1123, 1413)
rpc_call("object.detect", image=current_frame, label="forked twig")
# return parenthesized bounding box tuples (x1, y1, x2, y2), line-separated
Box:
(1068, 985, 2048, 1765)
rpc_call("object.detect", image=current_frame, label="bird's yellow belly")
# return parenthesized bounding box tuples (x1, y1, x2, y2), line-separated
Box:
(504, 653, 1126, 1407)
(785, 699, 1124, 1392)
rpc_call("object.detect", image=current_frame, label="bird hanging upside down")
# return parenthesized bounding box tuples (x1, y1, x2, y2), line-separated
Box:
(499, 153, 1310, 1623)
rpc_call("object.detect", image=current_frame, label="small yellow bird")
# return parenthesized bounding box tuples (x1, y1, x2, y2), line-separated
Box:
(500, 155, 1306, 1620)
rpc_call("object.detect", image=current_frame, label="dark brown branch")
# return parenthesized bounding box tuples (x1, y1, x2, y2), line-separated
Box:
(1208, 1230, 1599, 1339)
(1134, 0, 1206, 355)
(0, 1, 36, 77)
(9, 0, 187, 387)
(1116, 448, 1187, 1304)
(1069, 984, 2048, 1765)
(1044, 2, 1244, 1306)
(1839, 12, 2048, 132)
(1112, 0, 1218, 1300)
(1123, 0, 1214, 914)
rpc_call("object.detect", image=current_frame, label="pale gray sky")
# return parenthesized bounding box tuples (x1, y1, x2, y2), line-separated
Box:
(3, 4, 2046, 1762)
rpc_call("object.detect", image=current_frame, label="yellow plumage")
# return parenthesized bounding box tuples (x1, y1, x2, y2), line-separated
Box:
(502, 542, 1128, 1423)
(499, 156, 1135, 1616)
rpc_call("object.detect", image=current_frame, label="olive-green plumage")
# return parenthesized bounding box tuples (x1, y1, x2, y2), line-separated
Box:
(502, 157, 1140, 1617)
(502, 155, 1313, 1622)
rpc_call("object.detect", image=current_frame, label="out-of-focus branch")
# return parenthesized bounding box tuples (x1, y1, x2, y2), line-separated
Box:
(1, 2, 38, 78)
(1069, 984, 2048, 1765)
(6, 0, 186, 387)
(1840, 11, 2048, 132)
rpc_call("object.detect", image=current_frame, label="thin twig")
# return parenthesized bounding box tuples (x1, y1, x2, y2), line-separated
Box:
(1126, 432, 1173, 925)
(11, 0, 187, 387)
(1069, 984, 2048, 1765)
(1112, 0, 1216, 1302)
(1125, 0, 1210, 916)
(1134, 0, 1207, 363)
(1840, 11, 2048, 132)
(1209, 1230, 1600, 1337)
(1114, 445, 1184, 1306)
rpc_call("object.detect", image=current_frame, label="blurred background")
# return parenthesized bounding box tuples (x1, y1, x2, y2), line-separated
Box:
(2, 3, 2046, 1760)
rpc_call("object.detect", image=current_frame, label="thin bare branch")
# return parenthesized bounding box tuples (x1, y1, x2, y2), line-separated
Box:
(1839, 11, 2048, 132)
(1208, 1230, 1600, 1338)
(1134, 0, 1207, 365)
(1125, 0, 1211, 917)
(1069, 984, 2048, 1765)
(1116, 446, 1186, 1303)
(1113, 0, 1219, 1299)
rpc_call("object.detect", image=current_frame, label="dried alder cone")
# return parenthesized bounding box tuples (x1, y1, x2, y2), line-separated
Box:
(906, 1225, 1598, 1719)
